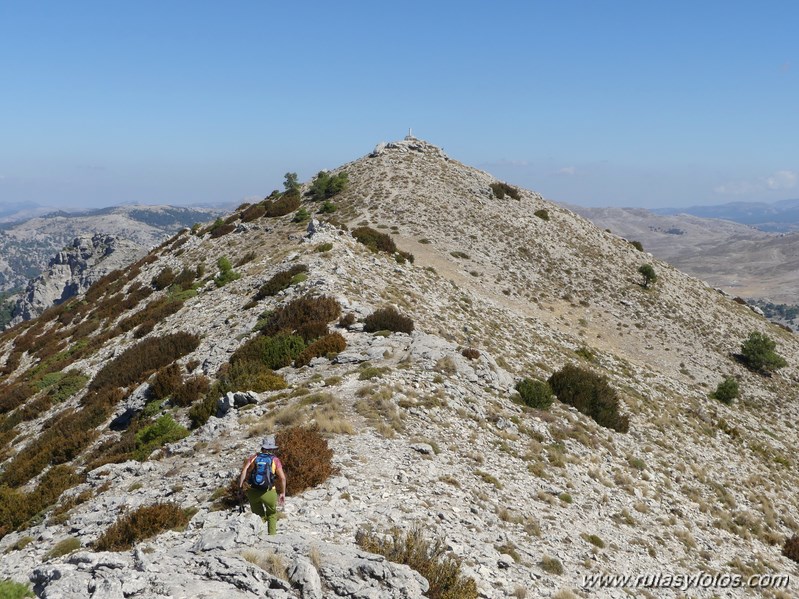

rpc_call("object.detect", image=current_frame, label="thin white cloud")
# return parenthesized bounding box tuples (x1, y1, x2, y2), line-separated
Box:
(482, 159, 531, 167)
(714, 170, 798, 195)
(765, 170, 797, 190)
(556, 166, 576, 176)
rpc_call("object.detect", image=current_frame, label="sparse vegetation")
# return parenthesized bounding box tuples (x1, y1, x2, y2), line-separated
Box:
(309, 171, 348, 201)
(356, 526, 478, 599)
(364, 306, 414, 334)
(711, 376, 739, 404)
(352, 226, 397, 254)
(739, 331, 787, 374)
(294, 333, 346, 367)
(0, 579, 34, 598)
(534, 208, 550, 220)
(490, 182, 520, 200)
(94, 503, 191, 551)
(540, 555, 564, 575)
(276, 426, 335, 496)
(630, 240, 644, 251)
(461, 348, 480, 360)
(133, 415, 189, 461)
(253, 264, 308, 300)
(638, 264, 657, 288)
(548, 364, 629, 432)
(515, 378, 553, 409)
(45, 537, 81, 559)
(783, 534, 799, 563)
(214, 256, 241, 287)
(260, 295, 341, 336)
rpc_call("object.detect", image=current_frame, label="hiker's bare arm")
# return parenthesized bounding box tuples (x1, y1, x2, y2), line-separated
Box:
(275, 462, 286, 504)
(238, 456, 254, 488)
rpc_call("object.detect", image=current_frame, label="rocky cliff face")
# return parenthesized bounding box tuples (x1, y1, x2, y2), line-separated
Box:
(1, 138, 798, 598)
(8, 234, 144, 326)
(0, 204, 223, 295)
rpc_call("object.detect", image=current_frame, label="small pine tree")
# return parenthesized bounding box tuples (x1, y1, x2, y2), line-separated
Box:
(740, 331, 787, 374)
(638, 264, 657, 288)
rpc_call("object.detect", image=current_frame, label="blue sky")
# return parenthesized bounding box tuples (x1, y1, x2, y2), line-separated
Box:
(1, 1, 798, 210)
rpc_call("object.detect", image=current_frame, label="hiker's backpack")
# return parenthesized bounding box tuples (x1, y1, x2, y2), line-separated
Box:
(249, 453, 274, 489)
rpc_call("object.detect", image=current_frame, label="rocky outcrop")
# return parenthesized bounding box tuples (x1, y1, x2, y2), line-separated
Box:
(24, 513, 427, 599)
(8, 233, 144, 326)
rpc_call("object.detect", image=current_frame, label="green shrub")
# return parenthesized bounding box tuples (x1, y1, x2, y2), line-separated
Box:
(356, 526, 478, 599)
(215, 256, 241, 287)
(45, 537, 81, 559)
(94, 503, 191, 552)
(133, 415, 189, 461)
(46, 370, 88, 403)
(364, 306, 414, 334)
(315, 242, 334, 252)
(740, 331, 787, 374)
(294, 333, 347, 367)
(638, 264, 657, 288)
(216, 361, 287, 395)
(548, 364, 629, 432)
(293, 208, 310, 223)
(490, 182, 520, 200)
(534, 209, 550, 221)
(783, 534, 799, 563)
(630, 240, 644, 251)
(0, 579, 34, 598)
(261, 295, 341, 336)
(712, 377, 739, 404)
(188, 395, 218, 429)
(318, 201, 337, 214)
(540, 555, 563, 575)
(515, 379, 553, 409)
(253, 265, 308, 300)
(276, 426, 335, 496)
(309, 171, 348, 201)
(396, 251, 415, 264)
(233, 334, 306, 370)
(352, 227, 397, 254)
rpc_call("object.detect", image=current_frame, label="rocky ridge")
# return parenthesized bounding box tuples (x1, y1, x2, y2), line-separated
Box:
(0, 204, 223, 296)
(1, 138, 799, 598)
(8, 234, 144, 327)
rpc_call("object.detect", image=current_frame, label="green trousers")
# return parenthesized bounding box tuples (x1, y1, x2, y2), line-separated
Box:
(246, 486, 278, 535)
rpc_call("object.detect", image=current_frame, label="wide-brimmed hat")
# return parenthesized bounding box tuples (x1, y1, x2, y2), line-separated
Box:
(261, 435, 278, 450)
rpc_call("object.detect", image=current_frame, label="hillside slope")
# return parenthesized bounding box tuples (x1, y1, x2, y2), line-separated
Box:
(1, 138, 798, 598)
(571, 205, 799, 304)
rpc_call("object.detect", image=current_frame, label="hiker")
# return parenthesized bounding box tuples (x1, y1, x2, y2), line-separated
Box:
(239, 435, 286, 535)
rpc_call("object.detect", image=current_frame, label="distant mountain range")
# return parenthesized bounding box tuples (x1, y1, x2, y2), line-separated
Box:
(653, 198, 799, 232)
